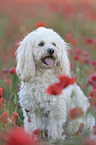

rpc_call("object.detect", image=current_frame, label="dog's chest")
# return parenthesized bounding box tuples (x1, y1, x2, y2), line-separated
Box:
(19, 80, 58, 113)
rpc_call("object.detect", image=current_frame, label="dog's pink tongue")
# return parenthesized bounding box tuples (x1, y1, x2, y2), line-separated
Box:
(45, 58, 53, 66)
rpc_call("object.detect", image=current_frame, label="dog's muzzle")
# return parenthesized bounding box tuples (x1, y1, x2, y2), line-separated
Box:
(47, 48, 54, 55)
(41, 48, 56, 66)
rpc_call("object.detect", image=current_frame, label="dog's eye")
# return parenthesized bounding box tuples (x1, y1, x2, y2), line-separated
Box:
(39, 42, 44, 46)
(52, 43, 56, 47)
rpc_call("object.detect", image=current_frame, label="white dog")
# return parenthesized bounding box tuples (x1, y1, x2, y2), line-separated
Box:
(16, 27, 95, 141)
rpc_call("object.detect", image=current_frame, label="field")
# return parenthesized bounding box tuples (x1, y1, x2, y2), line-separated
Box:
(0, 0, 96, 144)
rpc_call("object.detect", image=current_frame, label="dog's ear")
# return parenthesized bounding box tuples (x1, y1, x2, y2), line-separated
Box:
(16, 37, 35, 82)
(59, 40, 71, 76)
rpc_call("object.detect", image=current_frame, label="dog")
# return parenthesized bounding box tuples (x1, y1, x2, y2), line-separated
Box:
(16, 27, 95, 141)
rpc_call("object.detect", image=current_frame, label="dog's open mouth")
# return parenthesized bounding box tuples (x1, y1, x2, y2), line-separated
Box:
(41, 56, 55, 66)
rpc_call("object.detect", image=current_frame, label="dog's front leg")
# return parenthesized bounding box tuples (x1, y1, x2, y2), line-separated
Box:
(47, 99, 67, 142)
(23, 108, 42, 133)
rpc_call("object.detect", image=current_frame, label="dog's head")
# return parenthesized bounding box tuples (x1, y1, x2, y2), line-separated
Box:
(16, 27, 70, 81)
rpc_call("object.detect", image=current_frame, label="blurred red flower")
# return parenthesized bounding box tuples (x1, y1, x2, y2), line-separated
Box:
(85, 38, 95, 44)
(83, 51, 90, 57)
(89, 87, 96, 98)
(0, 111, 9, 123)
(88, 73, 96, 87)
(46, 75, 75, 95)
(75, 123, 85, 135)
(35, 21, 46, 28)
(70, 62, 74, 71)
(0, 88, 3, 98)
(9, 67, 16, 74)
(1, 127, 42, 145)
(0, 97, 3, 109)
(32, 129, 45, 144)
(93, 126, 96, 135)
(12, 112, 19, 124)
(65, 33, 72, 42)
(1, 127, 33, 145)
(3, 76, 11, 85)
(71, 38, 77, 46)
(68, 107, 83, 120)
(90, 60, 96, 66)
(74, 48, 82, 54)
(83, 138, 96, 145)
(74, 55, 82, 61)
(2, 68, 9, 74)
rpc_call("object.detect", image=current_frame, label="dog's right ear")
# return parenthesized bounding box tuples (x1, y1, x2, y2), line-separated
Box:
(16, 36, 35, 82)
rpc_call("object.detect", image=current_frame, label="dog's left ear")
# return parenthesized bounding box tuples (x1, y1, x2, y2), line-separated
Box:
(59, 40, 71, 76)
(16, 35, 35, 82)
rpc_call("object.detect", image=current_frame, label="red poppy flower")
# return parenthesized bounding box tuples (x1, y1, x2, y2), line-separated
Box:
(75, 123, 85, 135)
(0, 111, 9, 123)
(74, 55, 82, 61)
(65, 33, 72, 42)
(9, 67, 16, 74)
(89, 87, 96, 98)
(71, 38, 77, 46)
(3, 127, 33, 145)
(0, 88, 3, 98)
(70, 62, 74, 71)
(35, 21, 46, 28)
(93, 126, 96, 135)
(32, 129, 45, 144)
(75, 48, 82, 54)
(3, 76, 11, 85)
(68, 107, 83, 120)
(0, 98, 3, 109)
(88, 74, 96, 87)
(85, 38, 95, 44)
(83, 51, 90, 57)
(12, 112, 19, 124)
(46, 75, 75, 95)
(90, 60, 96, 66)
(1, 127, 42, 145)
(83, 138, 96, 145)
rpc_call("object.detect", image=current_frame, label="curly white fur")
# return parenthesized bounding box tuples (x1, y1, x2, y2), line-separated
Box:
(16, 27, 95, 141)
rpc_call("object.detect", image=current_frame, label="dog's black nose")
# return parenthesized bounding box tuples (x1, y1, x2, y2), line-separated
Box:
(47, 48, 54, 55)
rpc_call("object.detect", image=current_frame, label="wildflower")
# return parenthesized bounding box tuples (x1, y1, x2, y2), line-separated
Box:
(90, 60, 96, 66)
(0, 111, 9, 123)
(12, 112, 19, 124)
(90, 96, 96, 107)
(85, 38, 95, 44)
(75, 123, 85, 135)
(2, 67, 9, 73)
(32, 129, 45, 144)
(71, 38, 77, 46)
(9, 67, 16, 74)
(68, 107, 83, 120)
(89, 87, 96, 98)
(74, 55, 82, 61)
(1, 127, 33, 145)
(0, 97, 3, 109)
(83, 51, 90, 57)
(75, 48, 82, 54)
(65, 33, 72, 42)
(35, 21, 46, 28)
(3, 76, 11, 85)
(0, 88, 3, 98)
(70, 62, 74, 71)
(93, 126, 96, 135)
(46, 75, 75, 95)
(88, 73, 96, 87)
(83, 58, 90, 64)
(83, 138, 96, 145)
